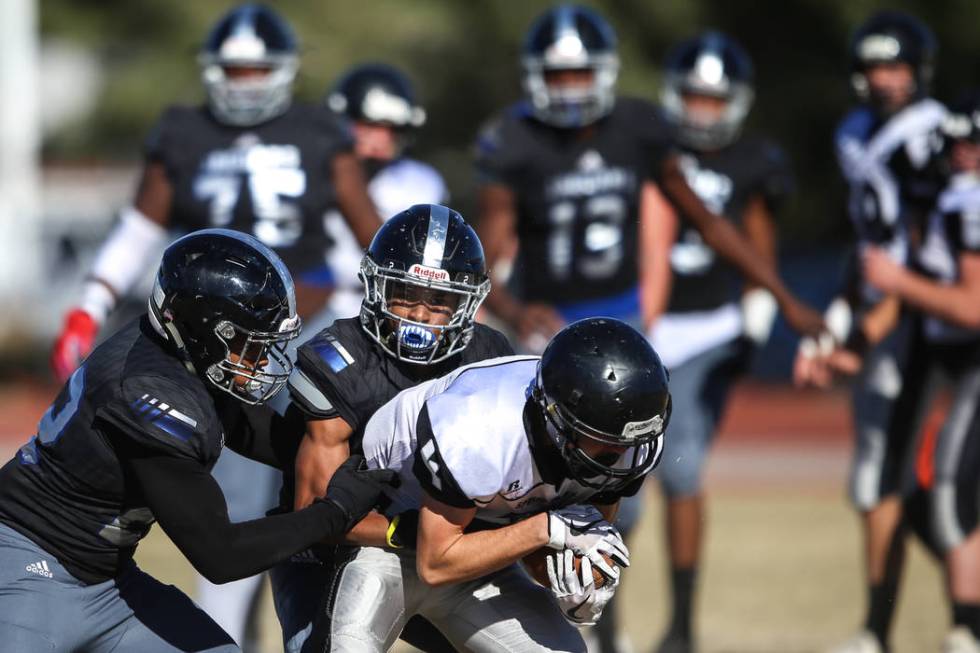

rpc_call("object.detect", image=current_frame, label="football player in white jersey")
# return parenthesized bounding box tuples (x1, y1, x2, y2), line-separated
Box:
(793, 11, 947, 653)
(310, 317, 671, 652)
(321, 63, 448, 321)
(861, 93, 980, 653)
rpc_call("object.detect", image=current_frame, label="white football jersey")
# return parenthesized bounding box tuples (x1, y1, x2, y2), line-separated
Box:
(324, 158, 448, 319)
(362, 356, 657, 526)
(835, 98, 946, 305)
(917, 174, 980, 343)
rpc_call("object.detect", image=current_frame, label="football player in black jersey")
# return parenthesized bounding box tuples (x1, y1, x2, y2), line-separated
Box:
(642, 32, 793, 653)
(0, 229, 396, 653)
(270, 204, 513, 653)
(476, 4, 822, 358)
(47, 5, 384, 645)
(860, 93, 980, 653)
(50, 3, 382, 382)
(791, 12, 946, 653)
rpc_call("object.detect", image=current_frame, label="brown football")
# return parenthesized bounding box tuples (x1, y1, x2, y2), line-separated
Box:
(521, 547, 616, 589)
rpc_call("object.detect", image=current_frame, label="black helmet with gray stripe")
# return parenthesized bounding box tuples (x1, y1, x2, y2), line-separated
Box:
(532, 317, 671, 490)
(359, 204, 490, 364)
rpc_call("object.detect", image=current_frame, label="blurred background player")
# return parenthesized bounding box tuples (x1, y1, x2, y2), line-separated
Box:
(322, 62, 449, 320)
(47, 4, 383, 650)
(475, 4, 821, 354)
(860, 92, 980, 653)
(476, 6, 819, 652)
(644, 31, 793, 653)
(273, 205, 512, 653)
(790, 11, 946, 653)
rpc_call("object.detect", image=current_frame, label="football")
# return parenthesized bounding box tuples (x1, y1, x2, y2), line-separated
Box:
(521, 547, 616, 589)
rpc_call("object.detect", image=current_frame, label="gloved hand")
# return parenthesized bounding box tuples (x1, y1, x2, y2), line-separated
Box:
(51, 309, 99, 382)
(546, 504, 629, 579)
(386, 509, 419, 549)
(546, 549, 618, 626)
(318, 455, 400, 532)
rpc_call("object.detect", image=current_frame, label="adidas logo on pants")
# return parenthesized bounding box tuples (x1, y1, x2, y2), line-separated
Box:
(25, 560, 53, 578)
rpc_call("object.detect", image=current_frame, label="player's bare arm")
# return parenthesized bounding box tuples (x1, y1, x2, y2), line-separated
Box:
(638, 181, 677, 331)
(332, 151, 383, 248)
(659, 155, 823, 336)
(865, 247, 980, 328)
(741, 193, 778, 282)
(477, 183, 564, 340)
(415, 492, 549, 587)
(294, 416, 390, 547)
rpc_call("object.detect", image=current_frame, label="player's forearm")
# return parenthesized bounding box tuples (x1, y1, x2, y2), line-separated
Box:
(892, 271, 980, 329)
(335, 511, 389, 547)
(638, 181, 676, 329)
(416, 512, 549, 586)
(662, 168, 794, 308)
(332, 152, 382, 248)
(131, 452, 351, 584)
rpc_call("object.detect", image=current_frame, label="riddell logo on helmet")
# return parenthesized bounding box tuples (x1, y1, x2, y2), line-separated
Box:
(408, 264, 450, 282)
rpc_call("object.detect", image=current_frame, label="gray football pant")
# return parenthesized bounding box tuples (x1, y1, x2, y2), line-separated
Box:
(318, 546, 585, 653)
(0, 522, 238, 652)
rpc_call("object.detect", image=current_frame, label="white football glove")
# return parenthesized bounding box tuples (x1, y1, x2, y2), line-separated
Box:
(546, 504, 629, 579)
(546, 549, 617, 626)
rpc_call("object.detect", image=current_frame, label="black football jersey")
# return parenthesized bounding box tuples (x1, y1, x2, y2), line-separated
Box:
(667, 137, 793, 313)
(145, 102, 353, 275)
(0, 318, 237, 583)
(475, 98, 671, 305)
(289, 317, 514, 448)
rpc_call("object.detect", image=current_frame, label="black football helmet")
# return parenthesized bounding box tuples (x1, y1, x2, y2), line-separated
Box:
(521, 4, 620, 128)
(359, 204, 490, 365)
(930, 90, 980, 177)
(661, 31, 754, 151)
(148, 229, 301, 404)
(199, 3, 299, 126)
(326, 63, 426, 129)
(532, 318, 671, 490)
(849, 11, 936, 111)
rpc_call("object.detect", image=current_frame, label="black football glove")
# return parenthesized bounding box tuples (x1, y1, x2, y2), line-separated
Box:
(317, 455, 399, 533)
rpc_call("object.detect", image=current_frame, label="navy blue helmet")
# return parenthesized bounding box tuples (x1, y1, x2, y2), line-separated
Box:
(359, 205, 489, 364)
